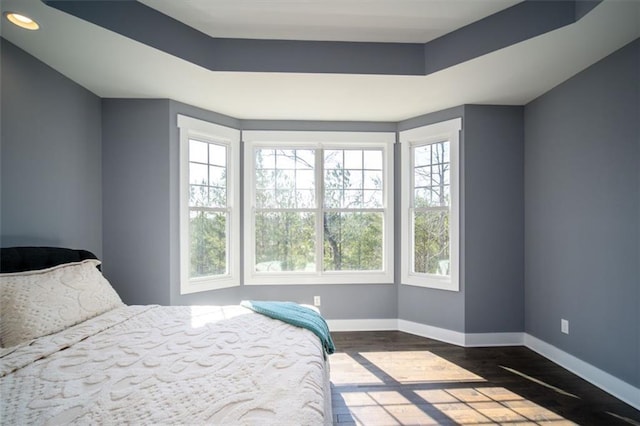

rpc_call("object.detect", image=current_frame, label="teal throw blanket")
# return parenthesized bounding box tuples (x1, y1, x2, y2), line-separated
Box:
(241, 300, 335, 356)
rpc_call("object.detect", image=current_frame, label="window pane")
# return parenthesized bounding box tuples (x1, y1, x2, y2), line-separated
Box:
(413, 210, 449, 276)
(413, 141, 450, 209)
(189, 141, 228, 208)
(323, 212, 383, 271)
(432, 142, 447, 165)
(255, 147, 279, 207)
(324, 150, 343, 169)
(276, 149, 297, 169)
(255, 212, 315, 272)
(209, 187, 226, 208)
(415, 187, 449, 208)
(256, 148, 276, 169)
(296, 150, 315, 169)
(343, 189, 362, 208)
(276, 169, 295, 189)
(324, 189, 342, 208)
(189, 185, 208, 207)
(295, 189, 315, 208)
(296, 169, 315, 189)
(189, 163, 208, 185)
(275, 189, 297, 208)
(209, 165, 226, 188)
(363, 150, 382, 170)
(325, 168, 344, 190)
(256, 148, 316, 209)
(414, 145, 430, 167)
(345, 169, 363, 189)
(414, 165, 430, 187)
(325, 148, 383, 210)
(414, 188, 430, 208)
(256, 189, 276, 208)
(363, 170, 382, 190)
(209, 144, 226, 167)
(430, 166, 441, 186)
(363, 190, 382, 208)
(189, 140, 208, 163)
(190, 210, 227, 278)
(344, 150, 362, 169)
(256, 169, 275, 190)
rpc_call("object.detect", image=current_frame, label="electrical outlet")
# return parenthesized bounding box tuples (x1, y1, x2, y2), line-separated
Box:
(314, 296, 321, 307)
(561, 319, 569, 334)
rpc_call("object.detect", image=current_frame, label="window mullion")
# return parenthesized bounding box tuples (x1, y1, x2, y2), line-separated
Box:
(414, 206, 448, 213)
(410, 146, 416, 209)
(316, 148, 324, 274)
(190, 206, 229, 213)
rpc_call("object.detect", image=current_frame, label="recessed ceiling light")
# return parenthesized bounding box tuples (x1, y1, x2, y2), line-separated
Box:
(4, 12, 40, 30)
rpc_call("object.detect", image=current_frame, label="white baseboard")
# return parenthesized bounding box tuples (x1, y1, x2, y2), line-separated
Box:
(327, 318, 397, 332)
(326, 319, 639, 411)
(465, 332, 524, 347)
(397, 319, 466, 346)
(329, 319, 523, 348)
(525, 334, 640, 411)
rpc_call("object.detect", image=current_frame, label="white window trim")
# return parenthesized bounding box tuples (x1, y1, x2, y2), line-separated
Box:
(178, 115, 240, 294)
(242, 130, 395, 285)
(399, 118, 462, 291)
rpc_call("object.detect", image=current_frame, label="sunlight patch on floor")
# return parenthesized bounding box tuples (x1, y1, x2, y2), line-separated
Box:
(360, 351, 486, 384)
(334, 387, 574, 425)
(329, 346, 590, 425)
(339, 390, 440, 425)
(330, 353, 385, 385)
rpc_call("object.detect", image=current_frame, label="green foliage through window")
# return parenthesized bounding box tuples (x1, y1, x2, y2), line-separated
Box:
(253, 146, 386, 273)
(255, 211, 315, 271)
(323, 212, 383, 271)
(413, 210, 449, 275)
(190, 210, 227, 277)
(188, 139, 229, 279)
(412, 141, 450, 276)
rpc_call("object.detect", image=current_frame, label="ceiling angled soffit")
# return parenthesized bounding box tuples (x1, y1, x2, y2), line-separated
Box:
(43, 0, 602, 76)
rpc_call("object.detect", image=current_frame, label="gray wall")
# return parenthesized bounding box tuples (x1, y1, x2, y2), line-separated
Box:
(0, 39, 102, 256)
(102, 99, 171, 305)
(524, 39, 639, 386)
(464, 105, 524, 333)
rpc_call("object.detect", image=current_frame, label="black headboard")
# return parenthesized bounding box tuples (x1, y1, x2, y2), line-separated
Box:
(0, 247, 99, 273)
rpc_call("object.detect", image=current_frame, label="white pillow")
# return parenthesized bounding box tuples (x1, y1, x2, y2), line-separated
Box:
(0, 259, 124, 347)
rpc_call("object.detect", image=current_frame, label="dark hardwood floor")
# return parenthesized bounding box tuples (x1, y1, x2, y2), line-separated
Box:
(329, 331, 640, 426)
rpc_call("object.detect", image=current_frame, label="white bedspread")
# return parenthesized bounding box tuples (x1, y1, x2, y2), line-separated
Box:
(1, 305, 331, 425)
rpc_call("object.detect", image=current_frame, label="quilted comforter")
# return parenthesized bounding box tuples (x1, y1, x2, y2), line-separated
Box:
(1, 305, 331, 425)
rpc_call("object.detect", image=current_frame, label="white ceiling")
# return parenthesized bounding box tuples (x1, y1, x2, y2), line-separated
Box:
(1, 0, 639, 122)
(138, 0, 520, 43)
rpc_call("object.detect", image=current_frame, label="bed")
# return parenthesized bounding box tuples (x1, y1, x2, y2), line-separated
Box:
(0, 247, 333, 425)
